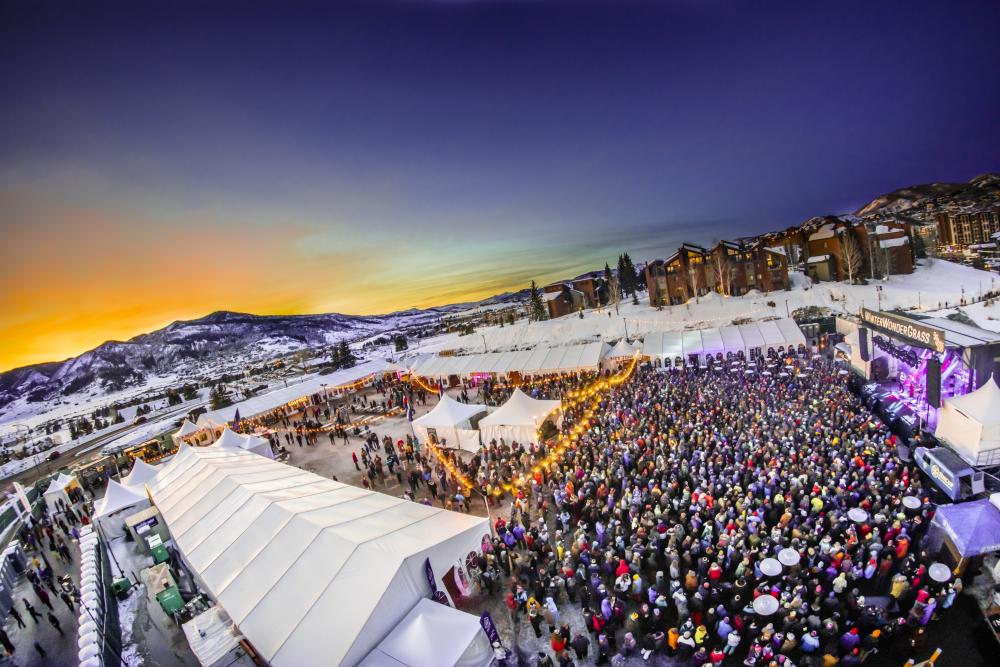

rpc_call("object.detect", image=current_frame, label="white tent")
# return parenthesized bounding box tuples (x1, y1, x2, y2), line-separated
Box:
(122, 459, 161, 489)
(478, 388, 561, 445)
(209, 428, 274, 459)
(606, 338, 639, 359)
(935, 376, 1000, 465)
(148, 448, 489, 667)
(43, 473, 78, 513)
(173, 419, 202, 447)
(94, 480, 150, 538)
(411, 394, 487, 453)
(355, 599, 492, 667)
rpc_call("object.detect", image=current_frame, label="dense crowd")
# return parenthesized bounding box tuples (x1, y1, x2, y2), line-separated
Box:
(468, 358, 950, 666)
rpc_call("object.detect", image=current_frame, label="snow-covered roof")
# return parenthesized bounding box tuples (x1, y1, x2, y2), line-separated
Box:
(542, 291, 563, 302)
(765, 246, 786, 256)
(148, 447, 488, 667)
(879, 237, 909, 249)
(808, 224, 839, 241)
(641, 318, 805, 359)
(411, 342, 606, 378)
(122, 459, 161, 488)
(806, 254, 830, 263)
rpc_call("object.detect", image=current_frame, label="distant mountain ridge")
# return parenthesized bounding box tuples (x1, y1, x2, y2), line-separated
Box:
(0, 300, 509, 411)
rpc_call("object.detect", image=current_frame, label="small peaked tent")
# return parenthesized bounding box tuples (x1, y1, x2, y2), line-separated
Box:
(606, 338, 639, 359)
(934, 376, 1000, 465)
(122, 459, 161, 489)
(94, 480, 150, 538)
(478, 388, 561, 445)
(928, 498, 1000, 559)
(172, 419, 201, 447)
(411, 394, 487, 452)
(43, 473, 78, 513)
(355, 598, 492, 667)
(209, 428, 274, 459)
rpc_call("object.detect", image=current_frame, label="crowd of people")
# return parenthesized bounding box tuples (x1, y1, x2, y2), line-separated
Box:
(463, 356, 952, 666)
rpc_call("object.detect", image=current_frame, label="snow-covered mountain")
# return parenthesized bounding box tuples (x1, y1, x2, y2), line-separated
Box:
(0, 308, 463, 412)
(855, 173, 999, 219)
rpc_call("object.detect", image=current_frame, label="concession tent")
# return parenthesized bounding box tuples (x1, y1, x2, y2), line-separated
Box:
(209, 428, 275, 459)
(927, 498, 1000, 560)
(173, 419, 202, 447)
(43, 473, 78, 513)
(93, 480, 149, 538)
(411, 394, 487, 452)
(148, 447, 489, 667)
(934, 376, 1000, 466)
(478, 388, 561, 445)
(122, 459, 161, 489)
(355, 599, 492, 667)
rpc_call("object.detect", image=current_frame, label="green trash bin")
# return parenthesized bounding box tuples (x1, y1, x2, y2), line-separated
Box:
(156, 585, 185, 616)
(111, 578, 132, 597)
(151, 544, 169, 564)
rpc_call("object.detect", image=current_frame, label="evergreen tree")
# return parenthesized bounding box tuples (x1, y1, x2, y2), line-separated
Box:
(617, 255, 635, 298)
(603, 263, 613, 305)
(528, 281, 548, 321)
(337, 341, 354, 368)
(209, 384, 232, 410)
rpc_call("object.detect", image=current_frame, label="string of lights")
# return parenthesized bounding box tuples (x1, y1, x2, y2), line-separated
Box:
(426, 441, 474, 493)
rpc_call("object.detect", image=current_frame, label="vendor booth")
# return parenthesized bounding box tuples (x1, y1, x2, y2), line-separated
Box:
(935, 375, 1000, 467)
(355, 599, 492, 667)
(926, 498, 1000, 571)
(42, 473, 79, 513)
(411, 394, 486, 453)
(208, 428, 274, 459)
(173, 419, 203, 448)
(147, 447, 490, 667)
(478, 388, 561, 445)
(604, 338, 639, 364)
(93, 480, 150, 538)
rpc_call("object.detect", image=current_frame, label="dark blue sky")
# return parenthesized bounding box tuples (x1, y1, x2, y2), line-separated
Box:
(1, 0, 999, 367)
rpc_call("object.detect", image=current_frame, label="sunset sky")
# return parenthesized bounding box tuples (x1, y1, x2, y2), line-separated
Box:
(2, 0, 999, 372)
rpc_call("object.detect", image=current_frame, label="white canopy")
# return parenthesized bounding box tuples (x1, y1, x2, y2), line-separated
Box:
(176, 419, 200, 437)
(606, 338, 639, 359)
(94, 480, 150, 537)
(640, 319, 804, 362)
(356, 599, 492, 667)
(935, 376, 1000, 465)
(411, 342, 606, 379)
(43, 473, 78, 513)
(210, 428, 274, 459)
(411, 395, 487, 452)
(122, 459, 161, 489)
(479, 388, 561, 445)
(148, 447, 489, 667)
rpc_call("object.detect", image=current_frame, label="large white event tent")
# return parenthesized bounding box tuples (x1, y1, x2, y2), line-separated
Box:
(197, 359, 395, 429)
(93, 480, 149, 538)
(209, 428, 275, 459)
(935, 376, 1000, 466)
(411, 394, 487, 453)
(478, 388, 561, 445)
(641, 318, 806, 365)
(355, 599, 492, 667)
(412, 341, 608, 380)
(121, 459, 161, 489)
(147, 447, 489, 667)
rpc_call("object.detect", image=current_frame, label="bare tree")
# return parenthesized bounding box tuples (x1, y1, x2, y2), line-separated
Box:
(710, 251, 734, 296)
(839, 232, 864, 284)
(609, 275, 621, 315)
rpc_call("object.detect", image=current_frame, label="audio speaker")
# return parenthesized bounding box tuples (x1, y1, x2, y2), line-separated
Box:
(927, 357, 941, 409)
(859, 327, 870, 362)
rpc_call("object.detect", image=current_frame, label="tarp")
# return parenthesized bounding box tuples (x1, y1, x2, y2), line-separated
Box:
(411, 395, 487, 452)
(479, 388, 561, 445)
(355, 599, 492, 667)
(182, 607, 245, 667)
(935, 376, 1000, 465)
(929, 498, 1000, 558)
(122, 459, 161, 489)
(148, 448, 489, 667)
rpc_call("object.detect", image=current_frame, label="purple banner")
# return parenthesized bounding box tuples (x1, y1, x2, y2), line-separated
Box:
(424, 557, 437, 594)
(480, 610, 501, 646)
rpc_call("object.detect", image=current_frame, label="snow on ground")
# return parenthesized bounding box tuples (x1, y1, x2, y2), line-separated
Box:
(118, 583, 146, 667)
(410, 259, 999, 354)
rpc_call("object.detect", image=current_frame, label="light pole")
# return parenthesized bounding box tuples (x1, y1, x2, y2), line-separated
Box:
(481, 335, 488, 353)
